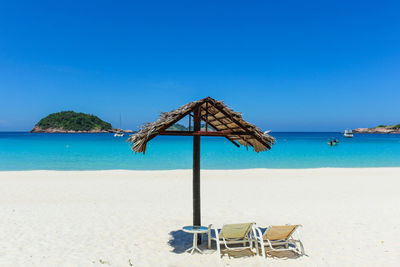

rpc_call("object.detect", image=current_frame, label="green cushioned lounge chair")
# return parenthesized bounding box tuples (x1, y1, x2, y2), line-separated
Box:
(208, 222, 258, 258)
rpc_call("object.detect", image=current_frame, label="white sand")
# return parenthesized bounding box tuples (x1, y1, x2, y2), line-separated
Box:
(0, 168, 399, 266)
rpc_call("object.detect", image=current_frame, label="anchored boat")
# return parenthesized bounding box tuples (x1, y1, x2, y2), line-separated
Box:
(114, 131, 124, 137)
(114, 113, 124, 137)
(344, 129, 353, 138)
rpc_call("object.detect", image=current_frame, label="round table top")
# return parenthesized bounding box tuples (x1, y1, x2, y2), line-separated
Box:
(182, 225, 209, 233)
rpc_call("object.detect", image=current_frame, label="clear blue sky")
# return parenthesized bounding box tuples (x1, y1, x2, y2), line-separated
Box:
(1, 0, 399, 131)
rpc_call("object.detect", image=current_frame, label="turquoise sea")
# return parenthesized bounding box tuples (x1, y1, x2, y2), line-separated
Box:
(1, 132, 400, 170)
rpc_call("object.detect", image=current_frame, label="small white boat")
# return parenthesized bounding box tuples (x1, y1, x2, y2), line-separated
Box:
(264, 130, 271, 134)
(114, 113, 124, 137)
(114, 132, 124, 137)
(344, 129, 353, 138)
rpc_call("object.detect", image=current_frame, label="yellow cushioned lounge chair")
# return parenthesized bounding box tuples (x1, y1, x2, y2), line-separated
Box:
(255, 224, 305, 257)
(208, 222, 258, 258)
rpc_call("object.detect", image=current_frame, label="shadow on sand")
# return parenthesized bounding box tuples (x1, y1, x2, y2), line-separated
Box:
(264, 250, 303, 259)
(168, 230, 209, 254)
(168, 229, 255, 258)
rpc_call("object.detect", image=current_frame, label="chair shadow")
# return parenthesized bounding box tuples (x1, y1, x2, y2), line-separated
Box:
(265, 250, 302, 259)
(222, 248, 256, 258)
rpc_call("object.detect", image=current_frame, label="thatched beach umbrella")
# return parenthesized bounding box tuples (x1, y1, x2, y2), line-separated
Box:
(128, 97, 275, 230)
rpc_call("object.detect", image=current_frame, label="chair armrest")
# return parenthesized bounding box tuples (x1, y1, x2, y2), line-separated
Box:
(208, 224, 219, 239)
(208, 224, 213, 236)
(253, 226, 264, 241)
(208, 224, 220, 249)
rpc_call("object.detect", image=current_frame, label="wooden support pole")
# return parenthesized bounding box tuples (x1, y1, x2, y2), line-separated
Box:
(205, 102, 208, 132)
(188, 113, 191, 131)
(193, 107, 201, 243)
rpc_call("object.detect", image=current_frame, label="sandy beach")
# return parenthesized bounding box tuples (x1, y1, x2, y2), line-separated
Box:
(0, 168, 399, 266)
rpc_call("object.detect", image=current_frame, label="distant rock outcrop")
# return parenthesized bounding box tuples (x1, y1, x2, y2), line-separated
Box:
(353, 125, 400, 134)
(31, 111, 115, 133)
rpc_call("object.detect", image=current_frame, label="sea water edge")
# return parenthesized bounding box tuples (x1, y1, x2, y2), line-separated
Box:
(0, 132, 400, 171)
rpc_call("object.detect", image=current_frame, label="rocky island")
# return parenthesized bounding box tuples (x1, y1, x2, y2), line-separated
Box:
(353, 125, 400, 134)
(31, 111, 115, 133)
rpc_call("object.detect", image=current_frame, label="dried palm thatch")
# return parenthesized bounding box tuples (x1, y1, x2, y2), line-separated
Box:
(128, 97, 275, 153)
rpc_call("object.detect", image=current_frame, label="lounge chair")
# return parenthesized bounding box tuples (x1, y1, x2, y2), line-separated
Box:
(254, 224, 305, 257)
(208, 222, 258, 258)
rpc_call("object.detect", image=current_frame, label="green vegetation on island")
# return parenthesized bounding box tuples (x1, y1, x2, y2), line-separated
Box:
(167, 123, 215, 131)
(374, 124, 400, 129)
(31, 111, 113, 132)
(167, 123, 188, 131)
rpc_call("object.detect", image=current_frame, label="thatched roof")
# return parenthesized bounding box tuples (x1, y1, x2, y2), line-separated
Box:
(128, 97, 275, 153)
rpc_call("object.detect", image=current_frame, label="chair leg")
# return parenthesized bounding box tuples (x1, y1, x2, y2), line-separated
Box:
(254, 239, 259, 256)
(298, 240, 306, 256)
(261, 244, 266, 258)
(216, 239, 221, 258)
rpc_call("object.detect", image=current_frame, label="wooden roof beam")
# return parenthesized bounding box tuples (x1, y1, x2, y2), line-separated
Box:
(199, 106, 251, 147)
(160, 130, 249, 136)
(205, 99, 272, 150)
(141, 101, 205, 147)
(198, 114, 240, 147)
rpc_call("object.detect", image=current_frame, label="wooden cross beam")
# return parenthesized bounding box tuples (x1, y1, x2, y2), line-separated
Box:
(159, 130, 248, 136)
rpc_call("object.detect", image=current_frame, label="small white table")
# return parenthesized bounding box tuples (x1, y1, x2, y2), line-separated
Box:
(182, 226, 209, 254)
